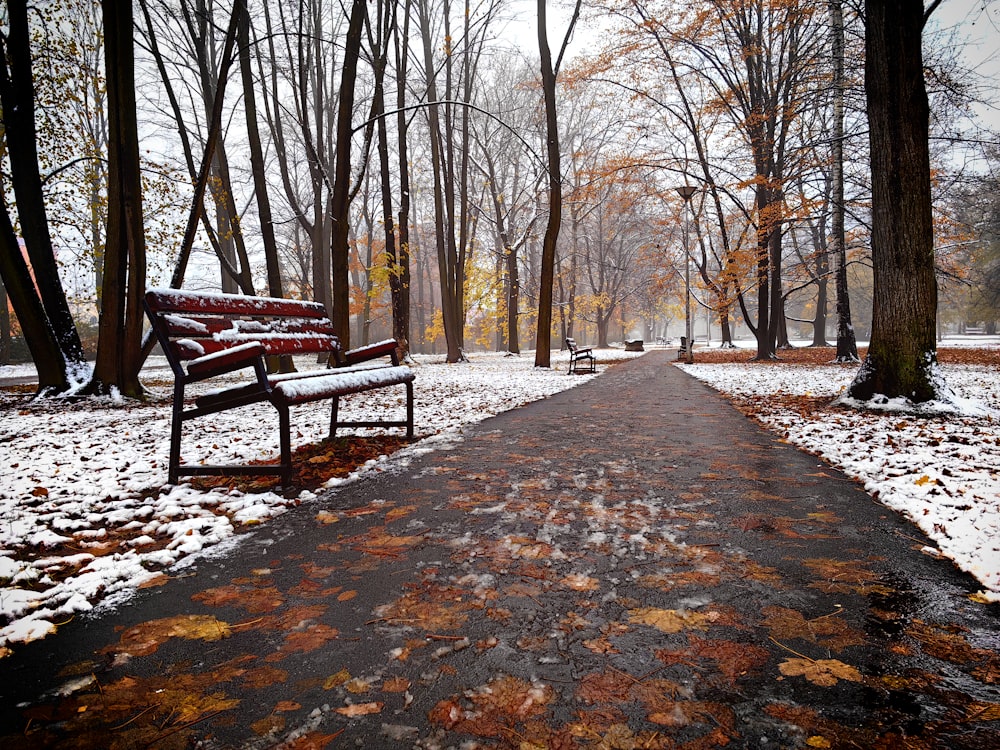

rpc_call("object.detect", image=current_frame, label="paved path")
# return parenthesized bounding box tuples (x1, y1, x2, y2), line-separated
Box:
(2, 351, 998, 749)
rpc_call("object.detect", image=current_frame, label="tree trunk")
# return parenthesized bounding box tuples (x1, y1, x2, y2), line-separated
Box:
(417, 0, 462, 362)
(373, 0, 409, 358)
(0, 277, 9, 364)
(0, 192, 66, 391)
(87, 0, 146, 398)
(0, 0, 85, 370)
(330, 0, 367, 348)
(240, 0, 292, 373)
(534, 0, 561, 368)
(831, 0, 859, 362)
(392, 0, 413, 357)
(848, 0, 939, 402)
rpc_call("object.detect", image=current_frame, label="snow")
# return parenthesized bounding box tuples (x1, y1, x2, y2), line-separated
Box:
(1, 342, 998, 652)
(678, 345, 1000, 602)
(272, 365, 414, 403)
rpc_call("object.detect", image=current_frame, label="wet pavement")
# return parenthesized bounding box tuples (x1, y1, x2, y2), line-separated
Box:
(1, 350, 998, 749)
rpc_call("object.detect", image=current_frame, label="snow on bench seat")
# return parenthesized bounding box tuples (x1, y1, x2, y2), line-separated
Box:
(271, 366, 415, 405)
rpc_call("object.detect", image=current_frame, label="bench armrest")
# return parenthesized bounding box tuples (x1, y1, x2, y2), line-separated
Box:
(186, 342, 266, 381)
(336, 338, 400, 367)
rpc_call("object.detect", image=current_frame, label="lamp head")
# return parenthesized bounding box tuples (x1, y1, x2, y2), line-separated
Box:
(675, 185, 698, 201)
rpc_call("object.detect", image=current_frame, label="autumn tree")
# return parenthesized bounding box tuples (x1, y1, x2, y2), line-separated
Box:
(588, 1, 825, 356)
(0, 0, 86, 391)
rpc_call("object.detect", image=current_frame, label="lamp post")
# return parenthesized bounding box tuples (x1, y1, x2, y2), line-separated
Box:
(675, 185, 697, 364)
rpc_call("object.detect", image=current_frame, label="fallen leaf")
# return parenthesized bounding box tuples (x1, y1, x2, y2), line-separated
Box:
(778, 658, 862, 686)
(242, 665, 289, 689)
(323, 669, 352, 690)
(336, 701, 383, 716)
(345, 677, 371, 694)
(383, 676, 411, 693)
(113, 614, 231, 657)
(561, 573, 600, 591)
(629, 607, 716, 633)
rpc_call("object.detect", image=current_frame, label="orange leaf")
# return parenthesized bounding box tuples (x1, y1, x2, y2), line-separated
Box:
(778, 657, 862, 686)
(335, 701, 383, 717)
(382, 676, 411, 693)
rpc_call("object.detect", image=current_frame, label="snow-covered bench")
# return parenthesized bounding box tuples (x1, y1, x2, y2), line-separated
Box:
(144, 288, 414, 486)
(565, 337, 596, 374)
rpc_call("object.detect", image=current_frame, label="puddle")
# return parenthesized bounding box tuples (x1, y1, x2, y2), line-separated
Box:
(865, 571, 920, 639)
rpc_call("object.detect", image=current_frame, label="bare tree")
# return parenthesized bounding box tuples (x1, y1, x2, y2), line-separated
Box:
(84, 0, 147, 398)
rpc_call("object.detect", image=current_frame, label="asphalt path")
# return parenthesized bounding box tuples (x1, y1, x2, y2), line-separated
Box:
(2, 351, 998, 749)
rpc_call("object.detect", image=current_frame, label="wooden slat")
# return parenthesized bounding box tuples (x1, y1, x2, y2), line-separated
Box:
(170, 335, 339, 361)
(146, 288, 327, 319)
(160, 315, 336, 339)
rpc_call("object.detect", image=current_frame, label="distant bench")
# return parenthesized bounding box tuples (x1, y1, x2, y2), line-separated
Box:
(565, 337, 596, 374)
(144, 288, 414, 486)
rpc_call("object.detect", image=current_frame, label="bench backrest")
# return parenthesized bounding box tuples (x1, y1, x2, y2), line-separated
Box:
(565, 338, 580, 353)
(144, 289, 340, 374)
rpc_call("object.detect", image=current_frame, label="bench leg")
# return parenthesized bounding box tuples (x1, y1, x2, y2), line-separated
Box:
(329, 395, 340, 438)
(168, 388, 184, 485)
(278, 404, 292, 486)
(406, 380, 414, 438)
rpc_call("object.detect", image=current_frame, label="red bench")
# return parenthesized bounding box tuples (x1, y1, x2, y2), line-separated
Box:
(144, 288, 415, 486)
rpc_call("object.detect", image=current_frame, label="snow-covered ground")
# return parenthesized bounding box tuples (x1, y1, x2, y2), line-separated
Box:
(678, 340, 1000, 603)
(1, 341, 998, 655)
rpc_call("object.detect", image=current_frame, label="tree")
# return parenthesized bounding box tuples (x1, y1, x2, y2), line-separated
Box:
(0, 188, 66, 391)
(829, 0, 859, 362)
(847, 0, 943, 403)
(0, 0, 85, 389)
(85, 0, 147, 398)
(534, 0, 581, 367)
(329, 0, 366, 347)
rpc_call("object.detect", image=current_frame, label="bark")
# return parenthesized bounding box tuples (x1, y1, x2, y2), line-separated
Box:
(392, 0, 413, 356)
(0, 0, 85, 369)
(0, 277, 8, 364)
(86, 0, 147, 398)
(240, 0, 292, 373)
(848, 0, 939, 402)
(330, 0, 366, 347)
(830, 0, 859, 362)
(533, 0, 562, 368)
(0, 190, 66, 392)
(371, 0, 409, 357)
(417, 0, 462, 362)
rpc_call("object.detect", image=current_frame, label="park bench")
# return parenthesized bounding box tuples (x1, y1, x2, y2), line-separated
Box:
(565, 337, 596, 374)
(144, 288, 414, 486)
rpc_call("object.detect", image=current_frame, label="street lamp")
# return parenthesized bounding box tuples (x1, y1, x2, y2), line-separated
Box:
(675, 185, 697, 364)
